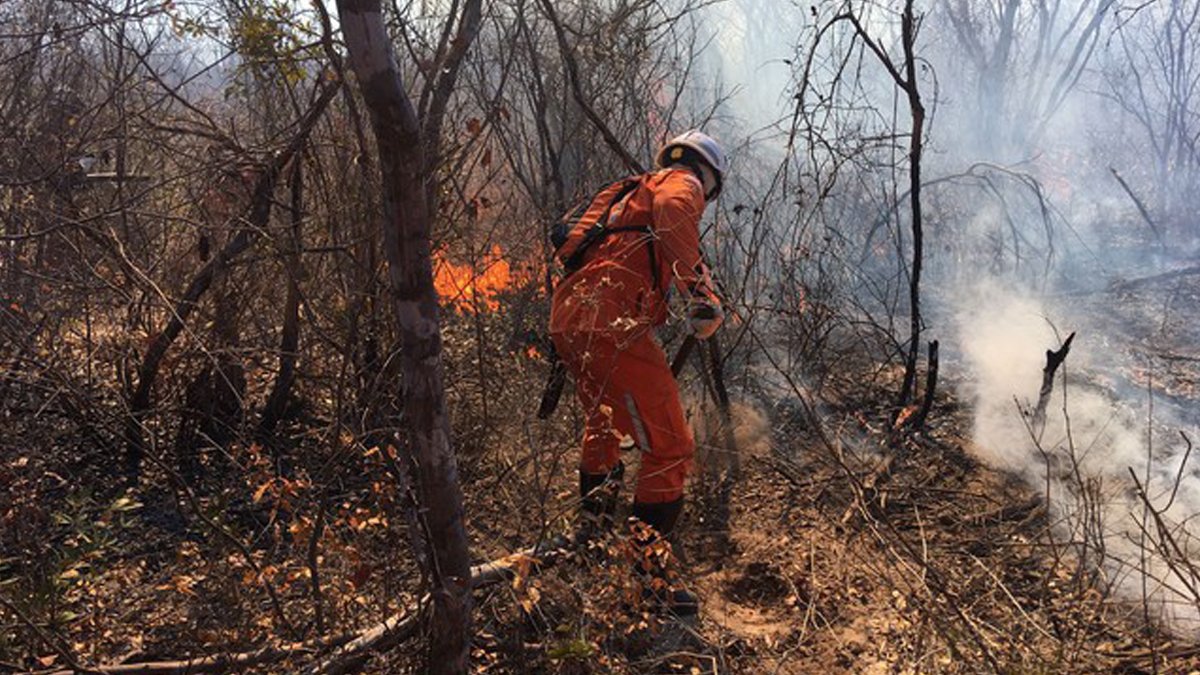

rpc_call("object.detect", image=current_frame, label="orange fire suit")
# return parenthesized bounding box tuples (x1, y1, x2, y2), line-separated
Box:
(550, 167, 718, 504)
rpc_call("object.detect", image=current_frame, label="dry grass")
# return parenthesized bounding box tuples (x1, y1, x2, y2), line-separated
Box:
(4, 309, 1200, 673)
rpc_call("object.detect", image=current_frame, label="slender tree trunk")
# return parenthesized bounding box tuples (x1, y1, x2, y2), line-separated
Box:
(126, 195, 267, 479)
(833, 4, 928, 413)
(208, 265, 246, 455)
(336, 1, 474, 672)
(123, 86, 335, 480)
(261, 160, 305, 438)
(897, 0, 926, 410)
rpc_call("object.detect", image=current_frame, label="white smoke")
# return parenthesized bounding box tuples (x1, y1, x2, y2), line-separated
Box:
(681, 0, 1200, 634)
(955, 281, 1200, 632)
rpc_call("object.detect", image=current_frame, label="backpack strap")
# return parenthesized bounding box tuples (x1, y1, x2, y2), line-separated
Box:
(560, 177, 645, 273)
(558, 174, 665, 294)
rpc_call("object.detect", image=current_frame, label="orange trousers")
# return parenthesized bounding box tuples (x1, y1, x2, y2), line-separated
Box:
(551, 328, 694, 504)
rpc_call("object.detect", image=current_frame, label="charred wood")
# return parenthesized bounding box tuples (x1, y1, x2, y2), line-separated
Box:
(912, 340, 939, 430)
(1032, 331, 1075, 436)
(1110, 166, 1163, 248)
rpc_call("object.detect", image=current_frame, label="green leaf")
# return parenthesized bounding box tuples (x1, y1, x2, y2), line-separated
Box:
(547, 639, 594, 660)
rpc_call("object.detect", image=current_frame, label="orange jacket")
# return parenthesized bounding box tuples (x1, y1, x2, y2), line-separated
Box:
(550, 168, 716, 337)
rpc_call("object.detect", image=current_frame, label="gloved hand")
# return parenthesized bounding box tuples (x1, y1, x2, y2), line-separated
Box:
(687, 298, 724, 339)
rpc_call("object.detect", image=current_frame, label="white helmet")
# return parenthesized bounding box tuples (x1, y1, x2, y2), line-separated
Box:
(655, 129, 728, 198)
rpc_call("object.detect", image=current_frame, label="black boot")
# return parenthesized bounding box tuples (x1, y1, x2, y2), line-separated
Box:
(576, 462, 624, 546)
(630, 498, 699, 617)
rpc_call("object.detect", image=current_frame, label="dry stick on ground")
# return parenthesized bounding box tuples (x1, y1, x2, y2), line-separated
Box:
(37, 539, 570, 675)
(1032, 331, 1076, 438)
(40, 635, 357, 675)
(305, 538, 569, 675)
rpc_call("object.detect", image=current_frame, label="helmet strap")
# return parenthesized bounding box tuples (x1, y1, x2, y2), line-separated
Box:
(695, 163, 720, 201)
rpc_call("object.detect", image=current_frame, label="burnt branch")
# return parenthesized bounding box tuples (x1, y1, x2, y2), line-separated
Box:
(1110, 166, 1163, 248)
(1032, 331, 1076, 435)
(912, 339, 939, 430)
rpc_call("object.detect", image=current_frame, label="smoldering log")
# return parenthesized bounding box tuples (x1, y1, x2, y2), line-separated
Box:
(1032, 331, 1075, 433)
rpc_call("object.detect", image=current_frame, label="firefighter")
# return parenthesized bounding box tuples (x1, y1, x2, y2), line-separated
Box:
(549, 130, 727, 615)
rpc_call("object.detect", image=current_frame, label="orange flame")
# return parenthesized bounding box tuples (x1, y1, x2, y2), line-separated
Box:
(433, 244, 514, 312)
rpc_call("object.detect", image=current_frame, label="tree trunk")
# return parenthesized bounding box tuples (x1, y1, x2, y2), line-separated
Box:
(261, 160, 305, 438)
(897, 0, 926, 411)
(123, 85, 335, 481)
(336, 0, 474, 672)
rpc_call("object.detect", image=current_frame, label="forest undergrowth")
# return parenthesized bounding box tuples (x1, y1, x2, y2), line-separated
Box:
(5, 0, 1200, 669)
(4, 297, 1199, 673)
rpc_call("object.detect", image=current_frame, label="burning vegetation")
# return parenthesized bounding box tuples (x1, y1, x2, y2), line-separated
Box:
(433, 245, 507, 312)
(4, 0, 1200, 673)
(432, 244, 540, 313)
